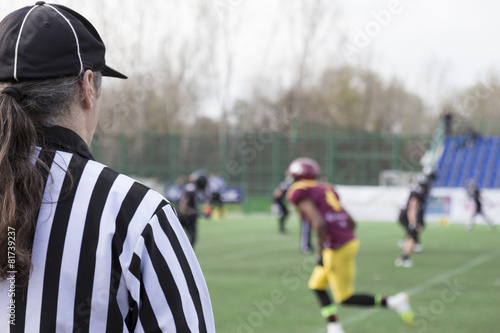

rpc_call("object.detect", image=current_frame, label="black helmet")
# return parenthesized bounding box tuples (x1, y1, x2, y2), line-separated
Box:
(189, 170, 209, 190)
(417, 173, 428, 186)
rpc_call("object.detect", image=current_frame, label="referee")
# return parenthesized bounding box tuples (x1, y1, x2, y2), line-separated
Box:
(0, 3, 214, 332)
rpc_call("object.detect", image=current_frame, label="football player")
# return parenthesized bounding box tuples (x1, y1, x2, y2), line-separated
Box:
(271, 179, 291, 233)
(208, 172, 226, 218)
(395, 173, 432, 267)
(177, 170, 210, 247)
(286, 157, 413, 333)
(464, 180, 496, 231)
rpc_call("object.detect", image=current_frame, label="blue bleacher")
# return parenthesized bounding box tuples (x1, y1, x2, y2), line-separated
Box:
(435, 135, 500, 188)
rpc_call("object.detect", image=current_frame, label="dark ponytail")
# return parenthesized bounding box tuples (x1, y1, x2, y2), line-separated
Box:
(0, 90, 44, 286)
(0, 72, 102, 286)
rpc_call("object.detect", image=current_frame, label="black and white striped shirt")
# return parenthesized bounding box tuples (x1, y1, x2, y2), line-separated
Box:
(0, 126, 215, 332)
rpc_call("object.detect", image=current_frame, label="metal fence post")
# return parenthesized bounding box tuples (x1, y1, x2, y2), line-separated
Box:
(219, 131, 228, 177)
(271, 132, 281, 188)
(392, 135, 401, 171)
(119, 133, 127, 175)
(168, 133, 178, 184)
(326, 132, 335, 182)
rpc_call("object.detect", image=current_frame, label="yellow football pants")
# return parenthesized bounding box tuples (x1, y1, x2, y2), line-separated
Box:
(308, 239, 359, 303)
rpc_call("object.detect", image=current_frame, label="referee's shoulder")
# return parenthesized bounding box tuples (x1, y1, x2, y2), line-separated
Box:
(82, 158, 173, 215)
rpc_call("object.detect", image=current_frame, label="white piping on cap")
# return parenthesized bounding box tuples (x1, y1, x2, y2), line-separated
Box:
(13, 5, 39, 81)
(45, 4, 84, 76)
(13, 4, 84, 81)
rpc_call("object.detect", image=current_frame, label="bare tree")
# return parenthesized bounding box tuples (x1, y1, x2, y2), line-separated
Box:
(448, 72, 500, 135)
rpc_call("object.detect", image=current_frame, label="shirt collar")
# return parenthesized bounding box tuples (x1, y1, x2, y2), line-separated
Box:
(38, 125, 95, 160)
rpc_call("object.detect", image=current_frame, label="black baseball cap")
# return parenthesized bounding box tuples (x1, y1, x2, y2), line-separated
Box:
(0, 2, 127, 81)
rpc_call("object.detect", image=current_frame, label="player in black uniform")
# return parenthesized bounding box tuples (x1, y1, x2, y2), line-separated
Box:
(272, 179, 314, 252)
(464, 180, 496, 232)
(177, 170, 210, 246)
(272, 180, 291, 233)
(208, 173, 226, 218)
(395, 174, 431, 267)
(398, 171, 436, 252)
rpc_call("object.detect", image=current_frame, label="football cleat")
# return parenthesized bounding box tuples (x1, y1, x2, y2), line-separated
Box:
(413, 244, 423, 253)
(394, 258, 413, 268)
(327, 322, 345, 333)
(463, 224, 475, 232)
(387, 292, 414, 326)
(301, 246, 314, 255)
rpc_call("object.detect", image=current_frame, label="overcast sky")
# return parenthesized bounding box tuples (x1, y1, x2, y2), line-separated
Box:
(339, 0, 500, 100)
(2, 0, 499, 112)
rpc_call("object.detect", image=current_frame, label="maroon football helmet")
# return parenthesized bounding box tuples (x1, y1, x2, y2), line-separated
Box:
(287, 157, 321, 181)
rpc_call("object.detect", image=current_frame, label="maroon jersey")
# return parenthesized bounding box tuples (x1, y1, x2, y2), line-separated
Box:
(287, 180, 355, 249)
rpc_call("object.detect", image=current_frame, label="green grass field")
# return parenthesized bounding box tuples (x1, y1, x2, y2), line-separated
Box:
(194, 214, 499, 333)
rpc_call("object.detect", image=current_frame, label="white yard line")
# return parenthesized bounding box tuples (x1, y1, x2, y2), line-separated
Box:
(313, 250, 499, 333)
(342, 250, 500, 327)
